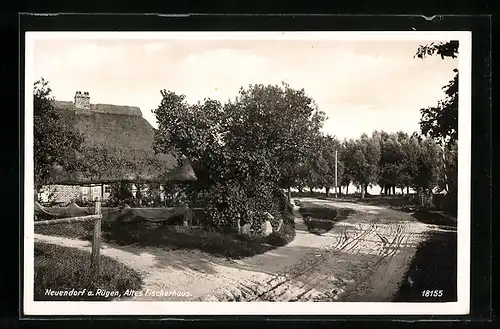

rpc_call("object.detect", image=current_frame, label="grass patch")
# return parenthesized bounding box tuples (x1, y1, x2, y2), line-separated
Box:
(412, 209, 457, 227)
(34, 242, 143, 301)
(394, 230, 457, 302)
(35, 208, 298, 259)
(299, 206, 353, 235)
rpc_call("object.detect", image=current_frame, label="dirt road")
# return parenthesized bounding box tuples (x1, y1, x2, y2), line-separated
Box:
(34, 197, 452, 302)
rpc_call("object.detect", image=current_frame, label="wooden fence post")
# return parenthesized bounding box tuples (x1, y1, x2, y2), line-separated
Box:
(91, 197, 102, 280)
(182, 203, 193, 227)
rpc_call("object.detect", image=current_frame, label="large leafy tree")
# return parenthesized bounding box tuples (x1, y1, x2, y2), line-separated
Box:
(339, 139, 355, 195)
(321, 135, 344, 197)
(303, 135, 330, 195)
(33, 78, 84, 197)
(153, 91, 226, 188)
(412, 137, 443, 195)
(349, 133, 381, 198)
(153, 83, 325, 229)
(415, 40, 459, 194)
(397, 131, 417, 195)
(224, 82, 326, 195)
(377, 131, 406, 195)
(419, 70, 458, 145)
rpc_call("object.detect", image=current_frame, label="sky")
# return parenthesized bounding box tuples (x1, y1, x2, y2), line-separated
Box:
(31, 36, 458, 140)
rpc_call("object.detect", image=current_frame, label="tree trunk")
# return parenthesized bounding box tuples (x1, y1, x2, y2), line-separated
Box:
(380, 186, 384, 196)
(298, 187, 303, 193)
(237, 216, 241, 234)
(442, 139, 449, 192)
(401, 187, 404, 195)
(287, 186, 292, 202)
(392, 186, 396, 195)
(346, 185, 349, 195)
(364, 185, 368, 195)
(361, 185, 365, 199)
(326, 187, 330, 198)
(384, 185, 389, 196)
(310, 187, 313, 195)
(407, 186, 410, 195)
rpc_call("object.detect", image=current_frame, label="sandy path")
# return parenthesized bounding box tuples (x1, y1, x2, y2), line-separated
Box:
(34, 198, 444, 302)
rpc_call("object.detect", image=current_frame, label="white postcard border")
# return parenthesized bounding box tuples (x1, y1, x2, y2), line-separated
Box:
(23, 31, 472, 316)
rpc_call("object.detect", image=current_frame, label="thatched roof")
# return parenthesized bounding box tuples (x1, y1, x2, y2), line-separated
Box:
(47, 100, 197, 185)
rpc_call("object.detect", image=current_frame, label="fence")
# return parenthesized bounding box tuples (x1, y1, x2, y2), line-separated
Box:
(34, 200, 203, 279)
(34, 199, 103, 279)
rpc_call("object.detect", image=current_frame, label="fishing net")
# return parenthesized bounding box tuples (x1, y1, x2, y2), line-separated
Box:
(34, 202, 190, 223)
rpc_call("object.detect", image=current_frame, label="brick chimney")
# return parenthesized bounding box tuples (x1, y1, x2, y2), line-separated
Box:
(74, 91, 90, 109)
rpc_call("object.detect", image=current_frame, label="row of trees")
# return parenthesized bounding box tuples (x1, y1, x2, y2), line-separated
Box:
(298, 130, 457, 199)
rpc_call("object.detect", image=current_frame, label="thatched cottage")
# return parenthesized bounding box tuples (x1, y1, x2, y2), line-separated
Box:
(38, 91, 196, 203)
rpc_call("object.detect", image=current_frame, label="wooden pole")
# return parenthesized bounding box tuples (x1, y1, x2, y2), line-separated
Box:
(182, 203, 189, 227)
(91, 186, 103, 280)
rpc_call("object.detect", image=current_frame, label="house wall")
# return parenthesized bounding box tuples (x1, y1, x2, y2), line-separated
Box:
(38, 185, 82, 203)
(79, 185, 111, 202)
(40, 184, 111, 203)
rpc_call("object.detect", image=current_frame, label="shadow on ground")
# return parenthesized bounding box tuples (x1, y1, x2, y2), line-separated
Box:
(393, 230, 457, 302)
(411, 209, 457, 227)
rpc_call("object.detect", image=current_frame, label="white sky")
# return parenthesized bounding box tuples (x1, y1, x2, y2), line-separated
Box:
(32, 36, 458, 140)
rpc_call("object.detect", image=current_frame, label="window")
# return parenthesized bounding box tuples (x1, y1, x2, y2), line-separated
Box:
(104, 185, 111, 194)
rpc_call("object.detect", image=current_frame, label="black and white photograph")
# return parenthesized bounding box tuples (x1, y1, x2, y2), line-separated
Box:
(24, 31, 471, 316)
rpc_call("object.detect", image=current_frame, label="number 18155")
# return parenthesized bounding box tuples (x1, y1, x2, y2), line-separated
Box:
(421, 290, 443, 297)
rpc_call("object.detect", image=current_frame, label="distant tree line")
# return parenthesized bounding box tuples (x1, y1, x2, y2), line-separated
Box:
(297, 130, 457, 200)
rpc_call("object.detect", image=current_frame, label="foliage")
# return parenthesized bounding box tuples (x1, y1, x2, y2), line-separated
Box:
(346, 133, 381, 197)
(414, 40, 459, 60)
(399, 132, 420, 192)
(107, 181, 135, 207)
(266, 220, 296, 246)
(376, 131, 409, 194)
(224, 82, 326, 189)
(443, 140, 458, 195)
(153, 83, 324, 231)
(33, 78, 84, 191)
(415, 40, 458, 145)
(419, 70, 458, 145)
(415, 40, 459, 197)
(302, 134, 344, 195)
(413, 137, 443, 194)
(153, 92, 225, 187)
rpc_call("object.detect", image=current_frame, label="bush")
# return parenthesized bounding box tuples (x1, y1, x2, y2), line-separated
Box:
(204, 181, 249, 230)
(265, 210, 296, 246)
(266, 222, 296, 246)
(203, 180, 290, 232)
